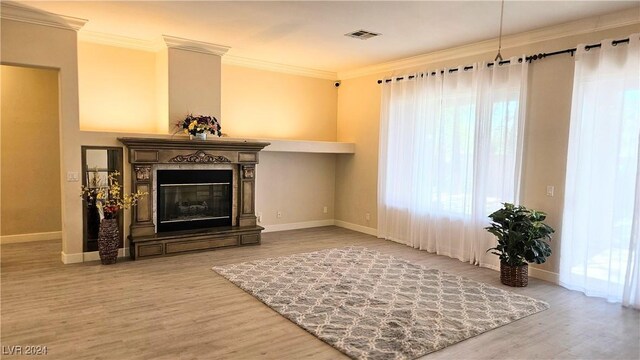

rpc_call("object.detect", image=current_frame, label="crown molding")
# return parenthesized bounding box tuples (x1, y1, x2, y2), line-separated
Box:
(78, 31, 162, 52)
(162, 35, 230, 56)
(337, 7, 640, 80)
(0, 1, 87, 31)
(76, 31, 336, 79)
(222, 55, 337, 80)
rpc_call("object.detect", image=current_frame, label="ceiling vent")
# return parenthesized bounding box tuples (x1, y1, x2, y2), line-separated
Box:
(345, 30, 381, 40)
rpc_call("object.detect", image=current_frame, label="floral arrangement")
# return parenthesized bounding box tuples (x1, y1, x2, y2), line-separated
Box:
(81, 171, 147, 220)
(176, 114, 222, 137)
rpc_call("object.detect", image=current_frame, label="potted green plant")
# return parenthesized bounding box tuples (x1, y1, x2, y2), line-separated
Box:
(485, 203, 554, 287)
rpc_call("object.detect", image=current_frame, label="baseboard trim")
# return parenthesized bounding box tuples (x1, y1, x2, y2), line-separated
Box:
(481, 263, 500, 272)
(262, 219, 335, 233)
(61, 248, 129, 264)
(61, 251, 84, 264)
(83, 248, 129, 262)
(260, 219, 558, 284)
(334, 220, 378, 237)
(1, 231, 62, 244)
(529, 267, 560, 284)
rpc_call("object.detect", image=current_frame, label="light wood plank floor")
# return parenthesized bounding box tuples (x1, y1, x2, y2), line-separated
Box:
(1, 226, 638, 360)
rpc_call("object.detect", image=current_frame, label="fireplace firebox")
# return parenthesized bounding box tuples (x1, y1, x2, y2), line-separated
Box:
(118, 137, 270, 260)
(157, 170, 232, 232)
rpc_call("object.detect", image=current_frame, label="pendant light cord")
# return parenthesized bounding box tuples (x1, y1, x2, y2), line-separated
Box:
(495, 0, 505, 62)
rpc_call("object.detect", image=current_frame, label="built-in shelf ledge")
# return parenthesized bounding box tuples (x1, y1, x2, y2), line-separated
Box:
(79, 131, 355, 154)
(261, 139, 355, 154)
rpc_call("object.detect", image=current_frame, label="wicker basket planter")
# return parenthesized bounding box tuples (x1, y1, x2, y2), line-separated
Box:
(487, 204, 554, 288)
(500, 262, 528, 287)
(98, 219, 119, 265)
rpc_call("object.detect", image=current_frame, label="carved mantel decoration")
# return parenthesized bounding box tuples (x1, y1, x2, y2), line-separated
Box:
(242, 166, 255, 179)
(134, 165, 151, 180)
(118, 137, 270, 260)
(169, 150, 231, 163)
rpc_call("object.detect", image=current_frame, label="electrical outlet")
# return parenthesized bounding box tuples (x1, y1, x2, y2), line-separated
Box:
(323, 206, 328, 214)
(365, 212, 371, 221)
(66, 171, 79, 182)
(277, 211, 282, 218)
(257, 212, 262, 223)
(546, 185, 555, 197)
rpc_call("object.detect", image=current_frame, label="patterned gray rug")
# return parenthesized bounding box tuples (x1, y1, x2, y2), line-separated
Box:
(212, 246, 549, 360)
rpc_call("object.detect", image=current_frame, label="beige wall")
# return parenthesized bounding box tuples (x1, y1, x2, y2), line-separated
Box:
(1, 18, 82, 257)
(1, 65, 62, 235)
(221, 66, 339, 228)
(71, 44, 339, 257)
(335, 73, 380, 230)
(78, 42, 224, 135)
(335, 24, 640, 276)
(256, 152, 335, 227)
(75, 132, 339, 242)
(6, 7, 634, 270)
(167, 48, 222, 133)
(70, 44, 339, 256)
(222, 64, 338, 141)
(156, 47, 169, 134)
(76, 45, 339, 140)
(78, 42, 160, 133)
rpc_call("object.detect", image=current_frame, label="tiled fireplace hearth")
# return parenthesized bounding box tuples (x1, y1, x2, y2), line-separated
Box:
(118, 137, 270, 259)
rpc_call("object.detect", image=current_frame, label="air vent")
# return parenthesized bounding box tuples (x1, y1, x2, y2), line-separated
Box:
(345, 29, 381, 40)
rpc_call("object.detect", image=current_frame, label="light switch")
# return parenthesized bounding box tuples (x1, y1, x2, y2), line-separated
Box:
(66, 171, 80, 182)
(546, 185, 555, 197)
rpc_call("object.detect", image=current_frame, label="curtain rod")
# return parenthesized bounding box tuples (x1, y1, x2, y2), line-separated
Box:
(376, 37, 631, 84)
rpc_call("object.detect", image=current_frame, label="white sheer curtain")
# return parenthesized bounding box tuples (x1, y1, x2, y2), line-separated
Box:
(378, 58, 528, 269)
(560, 35, 640, 308)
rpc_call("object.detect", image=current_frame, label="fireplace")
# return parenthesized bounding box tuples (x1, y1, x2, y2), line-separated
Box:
(157, 170, 232, 232)
(118, 137, 270, 259)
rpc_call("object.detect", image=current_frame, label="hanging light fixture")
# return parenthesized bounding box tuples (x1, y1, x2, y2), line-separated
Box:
(495, 0, 505, 62)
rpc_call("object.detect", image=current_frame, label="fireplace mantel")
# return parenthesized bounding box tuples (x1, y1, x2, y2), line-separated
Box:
(118, 137, 270, 259)
(118, 137, 270, 152)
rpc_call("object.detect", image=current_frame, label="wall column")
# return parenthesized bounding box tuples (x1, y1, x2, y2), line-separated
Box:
(1, 2, 87, 262)
(159, 35, 229, 134)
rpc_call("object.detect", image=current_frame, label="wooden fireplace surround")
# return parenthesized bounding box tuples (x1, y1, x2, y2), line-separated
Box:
(118, 137, 270, 259)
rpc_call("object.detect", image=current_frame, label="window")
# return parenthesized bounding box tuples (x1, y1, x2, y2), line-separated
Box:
(559, 37, 640, 308)
(378, 61, 528, 268)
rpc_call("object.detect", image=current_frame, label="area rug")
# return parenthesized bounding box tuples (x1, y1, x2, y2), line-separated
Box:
(212, 246, 549, 360)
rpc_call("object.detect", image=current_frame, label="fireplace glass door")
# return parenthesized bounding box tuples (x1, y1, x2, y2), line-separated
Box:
(157, 170, 232, 232)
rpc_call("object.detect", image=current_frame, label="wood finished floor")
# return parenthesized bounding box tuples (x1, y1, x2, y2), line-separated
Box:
(1, 226, 639, 360)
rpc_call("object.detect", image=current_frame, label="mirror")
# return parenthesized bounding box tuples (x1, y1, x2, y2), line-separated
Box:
(81, 146, 124, 252)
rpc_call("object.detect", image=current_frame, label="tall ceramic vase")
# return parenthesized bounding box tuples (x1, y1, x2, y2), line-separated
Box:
(98, 218, 119, 265)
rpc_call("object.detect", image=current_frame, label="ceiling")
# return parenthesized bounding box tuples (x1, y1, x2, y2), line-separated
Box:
(16, 1, 640, 73)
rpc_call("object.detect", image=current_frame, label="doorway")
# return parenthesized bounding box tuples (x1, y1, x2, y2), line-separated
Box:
(0, 65, 62, 259)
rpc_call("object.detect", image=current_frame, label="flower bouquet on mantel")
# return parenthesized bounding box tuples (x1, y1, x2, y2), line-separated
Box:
(81, 171, 147, 265)
(176, 113, 222, 140)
